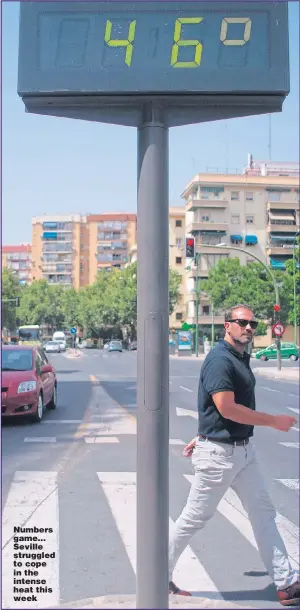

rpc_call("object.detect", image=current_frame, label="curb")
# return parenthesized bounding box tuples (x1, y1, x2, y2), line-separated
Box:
(57, 594, 255, 609)
(252, 368, 299, 381)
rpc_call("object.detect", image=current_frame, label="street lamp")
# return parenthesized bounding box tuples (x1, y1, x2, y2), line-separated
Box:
(191, 242, 282, 370)
(292, 232, 300, 345)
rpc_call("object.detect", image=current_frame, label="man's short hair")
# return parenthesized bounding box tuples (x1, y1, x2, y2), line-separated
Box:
(224, 303, 255, 322)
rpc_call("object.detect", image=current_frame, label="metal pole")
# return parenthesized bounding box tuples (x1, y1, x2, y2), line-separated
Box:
(293, 241, 297, 345)
(195, 253, 199, 358)
(136, 103, 169, 610)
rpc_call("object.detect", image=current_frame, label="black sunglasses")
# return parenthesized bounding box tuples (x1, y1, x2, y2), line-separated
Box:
(228, 319, 258, 330)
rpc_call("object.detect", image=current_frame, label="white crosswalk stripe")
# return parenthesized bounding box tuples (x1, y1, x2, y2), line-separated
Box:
(276, 479, 300, 492)
(2, 469, 299, 607)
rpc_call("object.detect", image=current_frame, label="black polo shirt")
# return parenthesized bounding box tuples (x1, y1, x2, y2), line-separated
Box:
(197, 339, 256, 442)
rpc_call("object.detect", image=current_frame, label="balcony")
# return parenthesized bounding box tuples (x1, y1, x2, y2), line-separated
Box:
(186, 198, 228, 212)
(267, 222, 298, 234)
(185, 313, 225, 325)
(194, 242, 230, 255)
(267, 201, 299, 211)
(187, 221, 228, 233)
(186, 268, 209, 280)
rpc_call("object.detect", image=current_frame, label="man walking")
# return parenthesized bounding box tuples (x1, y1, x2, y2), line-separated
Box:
(169, 304, 300, 606)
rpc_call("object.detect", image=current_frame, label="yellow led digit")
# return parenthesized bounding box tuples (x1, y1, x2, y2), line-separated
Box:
(220, 17, 252, 46)
(171, 17, 203, 68)
(104, 19, 136, 66)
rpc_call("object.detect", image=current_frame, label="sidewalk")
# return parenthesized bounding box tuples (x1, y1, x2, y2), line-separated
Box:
(65, 348, 84, 359)
(170, 353, 205, 361)
(252, 366, 299, 381)
(58, 593, 255, 609)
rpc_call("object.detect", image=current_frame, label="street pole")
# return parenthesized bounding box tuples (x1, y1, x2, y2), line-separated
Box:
(136, 103, 169, 610)
(194, 243, 281, 370)
(292, 234, 299, 345)
(195, 253, 200, 358)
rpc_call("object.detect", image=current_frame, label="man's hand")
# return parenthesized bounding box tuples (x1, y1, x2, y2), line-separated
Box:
(271, 415, 297, 432)
(183, 437, 198, 457)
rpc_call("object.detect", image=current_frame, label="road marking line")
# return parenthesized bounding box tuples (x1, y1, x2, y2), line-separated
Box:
(2, 471, 59, 608)
(288, 394, 299, 398)
(179, 386, 193, 392)
(176, 407, 198, 420)
(24, 437, 56, 443)
(169, 439, 185, 445)
(84, 436, 119, 444)
(260, 386, 281, 393)
(276, 479, 299, 493)
(279, 442, 300, 449)
(97, 472, 223, 599)
(42, 420, 82, 424)
(185, 475, 299, 569)
(291, 426, 300, 433)
(288, 407, 300, 415)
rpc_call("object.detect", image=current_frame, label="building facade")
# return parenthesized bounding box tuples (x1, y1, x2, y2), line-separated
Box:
(183, 158, 299, 330)
(2, 245, 32, 285)
(31, 215, 85, 290)
(87, 213, 137, 284)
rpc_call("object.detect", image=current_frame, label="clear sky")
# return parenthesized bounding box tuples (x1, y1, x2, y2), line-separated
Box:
(2, 1, 299, 245)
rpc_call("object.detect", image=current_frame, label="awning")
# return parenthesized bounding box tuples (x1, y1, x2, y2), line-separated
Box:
(230, 234, 243, 241)
(199, 231, 227, 235)
(270, 234, 296, 240)
(269, 212, 295, 221)
(270, 258, 286, 269)
(43, 232, 57, 240)
(245, 235, 258, 245)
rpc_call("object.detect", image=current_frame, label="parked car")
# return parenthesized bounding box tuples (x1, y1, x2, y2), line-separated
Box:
(1, 345, 57, 422)
(44, 340, 62, 354)
(255, 342, 299, 361)
(108, 340, 123, 353)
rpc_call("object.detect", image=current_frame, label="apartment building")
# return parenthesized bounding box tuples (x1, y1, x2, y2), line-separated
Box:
(87, 213, 137, 283)
(31, 215, 85, 290)
(31, 213, 137, 289)
(183, 158, 299, 330)
(2, 244, 32, 285)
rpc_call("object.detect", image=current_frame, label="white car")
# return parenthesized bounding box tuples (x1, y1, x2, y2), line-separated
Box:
(44, 341, 61, 354)
(57, 340, 66, 351)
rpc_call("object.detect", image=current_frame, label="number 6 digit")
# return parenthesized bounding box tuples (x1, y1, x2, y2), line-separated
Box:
(171, 17, 203, 68)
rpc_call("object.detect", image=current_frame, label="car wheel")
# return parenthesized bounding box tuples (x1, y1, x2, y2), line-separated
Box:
(289, 355, 298, 361)
(32, 394, 43, 423)
(260, 355, 268, 361)
(47, 385, 57, 410)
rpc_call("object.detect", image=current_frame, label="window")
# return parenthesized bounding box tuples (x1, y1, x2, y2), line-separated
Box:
(231, 214, 240, 224)
(176, 312, 183, 320)
(175, 257, 182, 264)
(268, 192, 281, 201)
(231, 191, 240, 200)
(246, 192, 254, 201)
(201, 215, 210, 222)
(246, 215, 255, 224)
(203, 305, 210, 315)
(176, 238, 182, 247)
(175, 219, 182, 227)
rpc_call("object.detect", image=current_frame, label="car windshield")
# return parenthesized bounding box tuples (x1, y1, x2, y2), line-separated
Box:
(47, 341, 57, 345)
(111, 341, 121, 345)
(2, 350, 33, 371)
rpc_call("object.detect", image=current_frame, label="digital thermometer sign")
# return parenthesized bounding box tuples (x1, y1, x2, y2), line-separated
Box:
(18, 1, 289, 96)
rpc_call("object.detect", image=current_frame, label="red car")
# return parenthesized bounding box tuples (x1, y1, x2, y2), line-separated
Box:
(1, 345, 57, 422)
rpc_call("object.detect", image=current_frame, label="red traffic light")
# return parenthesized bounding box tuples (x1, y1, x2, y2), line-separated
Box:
(273, 304, 281, 312)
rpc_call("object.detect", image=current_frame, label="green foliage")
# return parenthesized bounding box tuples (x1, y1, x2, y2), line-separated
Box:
(201, 257, 293, 326)
(15, 263, 182, 338)
(1, 268, 21, 330)
(284, 237, 300, 326)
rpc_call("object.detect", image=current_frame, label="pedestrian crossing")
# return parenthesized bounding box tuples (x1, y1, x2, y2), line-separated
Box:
(2, 469, 299, 609)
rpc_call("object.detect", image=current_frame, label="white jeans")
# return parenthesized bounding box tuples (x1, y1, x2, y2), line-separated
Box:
(169, 438, 297, 591)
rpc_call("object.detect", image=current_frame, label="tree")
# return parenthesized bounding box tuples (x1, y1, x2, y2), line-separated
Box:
(285, 237, 300, 326)
(201, 257, 292, 324)
(18, 280, 65, 330)
(2, 268, 21, 330)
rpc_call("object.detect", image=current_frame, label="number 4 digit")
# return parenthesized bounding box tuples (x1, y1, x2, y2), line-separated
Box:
(171, 18, 203, 68)
(104, 20, 136, 66)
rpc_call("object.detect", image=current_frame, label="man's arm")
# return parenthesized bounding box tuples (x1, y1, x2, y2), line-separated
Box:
(213, 391, 297, 432)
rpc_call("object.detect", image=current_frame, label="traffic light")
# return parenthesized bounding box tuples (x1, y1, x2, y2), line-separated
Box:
(273, 304, 280, 312)
(185, 237, 195, 259)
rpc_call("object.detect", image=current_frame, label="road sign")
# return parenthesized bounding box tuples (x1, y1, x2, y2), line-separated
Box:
(272, 323, 285, 337)
(70, 327, 76, 335)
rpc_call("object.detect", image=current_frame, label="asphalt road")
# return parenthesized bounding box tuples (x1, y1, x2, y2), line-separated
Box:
(2, 349, 299, 609)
